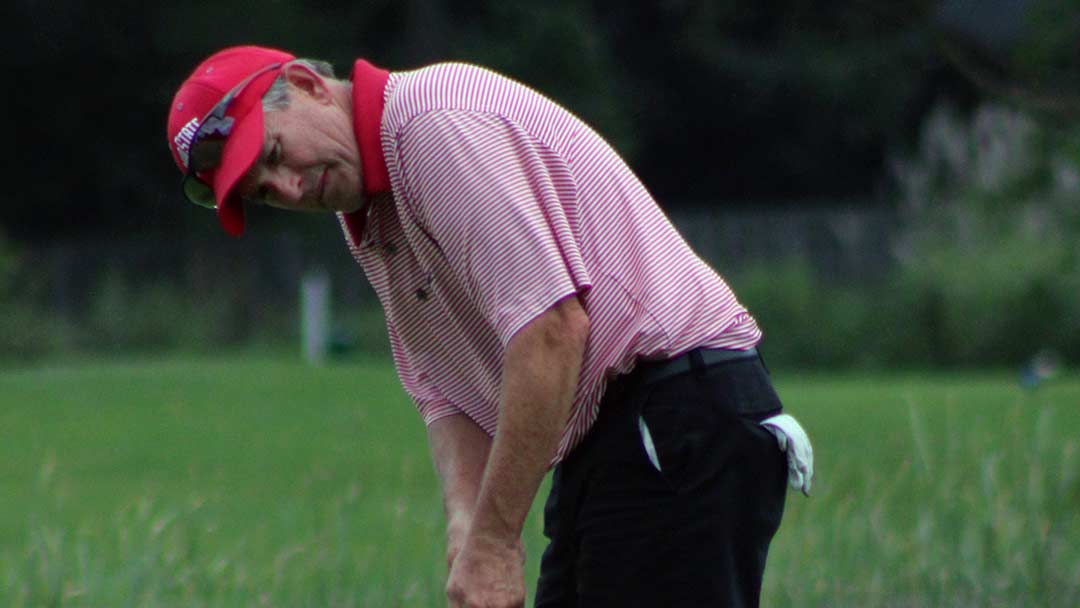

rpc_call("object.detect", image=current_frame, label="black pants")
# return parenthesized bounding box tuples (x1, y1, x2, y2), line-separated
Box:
(534, 352, 788, 607)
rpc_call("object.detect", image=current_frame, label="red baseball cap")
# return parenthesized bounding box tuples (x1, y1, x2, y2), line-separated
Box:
(167, 45, 296, 236)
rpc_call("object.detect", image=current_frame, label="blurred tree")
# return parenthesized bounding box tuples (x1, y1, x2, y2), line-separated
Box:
(441, 1, 637, 156)
(5, 0, 1076, 242)
(866, 0, 1080, 123)
(592, 0, 947, 202)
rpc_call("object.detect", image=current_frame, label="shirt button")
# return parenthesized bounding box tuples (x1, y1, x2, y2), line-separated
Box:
(415, 288, 428, 301)
(383, 242, 397, 255)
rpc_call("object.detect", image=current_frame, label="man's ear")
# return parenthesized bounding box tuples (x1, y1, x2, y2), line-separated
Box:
(281, 62, 332, 104)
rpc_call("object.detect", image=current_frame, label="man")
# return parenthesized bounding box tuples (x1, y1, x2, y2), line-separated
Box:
(167, 45, 812, 607)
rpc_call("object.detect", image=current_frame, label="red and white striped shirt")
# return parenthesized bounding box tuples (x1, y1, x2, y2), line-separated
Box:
(339, 60, 762, 463)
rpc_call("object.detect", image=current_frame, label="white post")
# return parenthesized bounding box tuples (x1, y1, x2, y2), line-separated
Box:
(300, 269, 330, 364)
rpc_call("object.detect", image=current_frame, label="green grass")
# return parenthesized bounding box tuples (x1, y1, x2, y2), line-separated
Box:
(2, 357, 1078, 606)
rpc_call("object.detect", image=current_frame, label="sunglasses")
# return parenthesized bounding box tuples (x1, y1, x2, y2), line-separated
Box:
(181, 62, 283, 209)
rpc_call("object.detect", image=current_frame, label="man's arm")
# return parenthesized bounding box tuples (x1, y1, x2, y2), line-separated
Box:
(427, 413, 492, 569)
(446, 294, 589, 608)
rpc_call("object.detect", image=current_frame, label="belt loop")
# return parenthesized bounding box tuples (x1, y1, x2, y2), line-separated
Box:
(688, 348, 706, 373)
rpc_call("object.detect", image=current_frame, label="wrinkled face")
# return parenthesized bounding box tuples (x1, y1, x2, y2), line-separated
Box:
(236, 81, 364, 213)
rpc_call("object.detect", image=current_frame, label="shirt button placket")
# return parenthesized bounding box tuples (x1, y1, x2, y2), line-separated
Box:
(416, 273, 432, 302)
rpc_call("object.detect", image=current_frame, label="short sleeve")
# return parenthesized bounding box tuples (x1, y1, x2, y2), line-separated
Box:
(394, 109, 592, 345)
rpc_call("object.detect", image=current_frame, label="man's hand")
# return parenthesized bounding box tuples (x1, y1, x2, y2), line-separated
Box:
(446, 512, 471, 571)
(446, 532, 526, 608)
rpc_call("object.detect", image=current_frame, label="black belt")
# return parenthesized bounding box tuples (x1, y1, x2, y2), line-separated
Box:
(633, 347, 759, 387)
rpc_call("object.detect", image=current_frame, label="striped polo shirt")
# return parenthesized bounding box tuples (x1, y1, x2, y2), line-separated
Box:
(338, 60, 762, 463)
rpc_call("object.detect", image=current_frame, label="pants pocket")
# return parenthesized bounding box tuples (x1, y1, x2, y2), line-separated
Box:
(639, 390, 734, 493)
(637, 360, 784, 494)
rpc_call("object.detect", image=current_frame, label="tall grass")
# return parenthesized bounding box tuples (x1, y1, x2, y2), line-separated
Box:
(8, 453, 453, 607)
(764, 376, 1080, 607)
(1, 358, 1077, 606)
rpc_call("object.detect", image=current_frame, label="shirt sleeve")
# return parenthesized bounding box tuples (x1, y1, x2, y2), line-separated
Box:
(393, 109, 592, 346)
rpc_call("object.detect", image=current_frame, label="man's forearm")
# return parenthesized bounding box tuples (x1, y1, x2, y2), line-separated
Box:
(428, 414, 493, 528)
(468, 296, 589, 543)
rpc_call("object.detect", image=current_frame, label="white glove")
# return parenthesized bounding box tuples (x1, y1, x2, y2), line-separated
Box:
(760, 414, 814, 496)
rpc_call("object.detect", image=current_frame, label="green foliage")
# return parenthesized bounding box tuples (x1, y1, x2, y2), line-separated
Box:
(883, 99, 1080, 368)
(0, 234, 66, 362)
(0, 238, 390, 362)
(82, 272, 282, 354)
(0, 305, 69, 363)
(0, 233, 16, 298)
(1013, 0, 1080, 91)
(731, 260, 883, 369)
(895, 235, 1080, 367)
(732, 233, 1080, 370)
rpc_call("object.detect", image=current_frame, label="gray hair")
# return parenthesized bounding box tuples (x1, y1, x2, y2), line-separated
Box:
(262, 59, 337, 112)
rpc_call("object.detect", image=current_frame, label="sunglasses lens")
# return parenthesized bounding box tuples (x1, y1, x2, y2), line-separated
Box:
(183, 175, 217, 209)
(193, 137, 228, 175)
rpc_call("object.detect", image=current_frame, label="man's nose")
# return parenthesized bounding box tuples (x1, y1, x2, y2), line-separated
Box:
(265, 168, 303, 204)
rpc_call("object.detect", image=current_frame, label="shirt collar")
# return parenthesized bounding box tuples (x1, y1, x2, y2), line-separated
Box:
(351, 58, 391, 195)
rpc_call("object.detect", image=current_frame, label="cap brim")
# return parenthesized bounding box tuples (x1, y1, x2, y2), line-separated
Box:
(211, 109, 264, 236)
(209, 70, 279, 236)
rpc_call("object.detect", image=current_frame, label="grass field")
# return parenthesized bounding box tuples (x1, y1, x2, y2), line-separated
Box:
(2, 356, 1078, 606)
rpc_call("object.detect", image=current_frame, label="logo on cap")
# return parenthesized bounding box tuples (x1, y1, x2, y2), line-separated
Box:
(173, 117, 201, 170)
